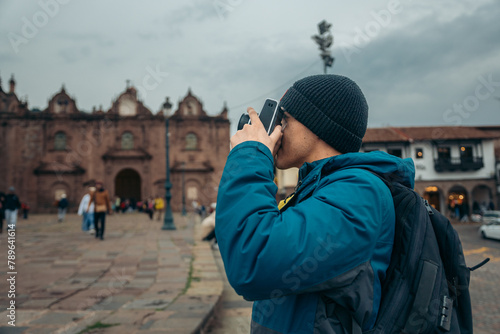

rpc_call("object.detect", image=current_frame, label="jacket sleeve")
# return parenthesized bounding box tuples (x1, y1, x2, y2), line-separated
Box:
(216, 142, 392, 301)
(87, 194, 94, 212)
(78, 195, 86, 215)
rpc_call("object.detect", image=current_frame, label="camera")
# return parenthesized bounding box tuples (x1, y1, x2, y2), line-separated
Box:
(237, 98, 282, 135)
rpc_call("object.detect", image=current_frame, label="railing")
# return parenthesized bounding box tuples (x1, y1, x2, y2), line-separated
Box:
(434, 157, 484, 172)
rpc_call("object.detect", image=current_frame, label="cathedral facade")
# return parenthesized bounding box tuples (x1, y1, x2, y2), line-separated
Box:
(0, 75, 230, 213)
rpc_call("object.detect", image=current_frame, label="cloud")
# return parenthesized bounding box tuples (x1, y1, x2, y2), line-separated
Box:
(334, 0, 500, 127)
(58, 46, 92, 63)
(55, 32, 115, 47)
(1, 0, 500, 134)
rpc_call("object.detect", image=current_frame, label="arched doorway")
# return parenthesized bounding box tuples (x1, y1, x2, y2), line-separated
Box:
(448, 185, 468, 220)
(423, 186, 441, 212)
(472, 185, 493, 213)
(115, 169, 141, 202)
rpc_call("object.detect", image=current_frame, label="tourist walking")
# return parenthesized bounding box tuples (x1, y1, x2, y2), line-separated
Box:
(57, 194, 68, 222)
(154, 195, 164, 221)
(78, 186, 96, 234)
(4, 187, 21, 230)
(21, 202, 29, 219)
(114, 196, 121, 213)
(88, 181, 111, 240)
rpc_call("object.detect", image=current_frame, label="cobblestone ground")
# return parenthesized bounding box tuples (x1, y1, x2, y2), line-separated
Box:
(0, 212, 206, 333)
(1, 213, 498, 333)
(204, 248, 252, 334)
(457, 224, 500, 334)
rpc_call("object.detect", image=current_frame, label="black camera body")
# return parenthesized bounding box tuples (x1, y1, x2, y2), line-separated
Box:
(237, 98, 282, 135)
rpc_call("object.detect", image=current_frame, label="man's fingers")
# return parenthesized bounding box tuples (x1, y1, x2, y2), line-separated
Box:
(269, 125, 282, 143)
(269, 125, 283, 155)
(247, 107, 264, 128)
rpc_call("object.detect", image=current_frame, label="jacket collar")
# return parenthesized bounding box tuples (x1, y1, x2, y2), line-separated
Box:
(295, 156, 337, 199)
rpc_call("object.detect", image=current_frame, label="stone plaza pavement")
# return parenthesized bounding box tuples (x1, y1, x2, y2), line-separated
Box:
(0, 212, 223, 334)
(1, 213, 499, 334)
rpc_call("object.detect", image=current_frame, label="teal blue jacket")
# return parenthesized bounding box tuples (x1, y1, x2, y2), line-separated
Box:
(216, 141, 415, 333)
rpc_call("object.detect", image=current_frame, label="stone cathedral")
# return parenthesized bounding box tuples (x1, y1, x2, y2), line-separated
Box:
(0, 75, 230, 212)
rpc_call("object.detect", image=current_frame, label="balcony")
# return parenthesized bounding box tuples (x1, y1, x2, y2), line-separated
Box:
(434, 157, 484, 172)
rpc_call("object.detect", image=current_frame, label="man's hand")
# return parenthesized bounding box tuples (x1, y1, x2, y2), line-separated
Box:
(231, 107, 282, 156)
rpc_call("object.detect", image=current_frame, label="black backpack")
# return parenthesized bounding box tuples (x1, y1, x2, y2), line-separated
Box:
(362, 171, 489, 334)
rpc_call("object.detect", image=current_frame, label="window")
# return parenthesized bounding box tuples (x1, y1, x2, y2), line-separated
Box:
(54, 132, 66, 150)
(438, 147, 451, 160)
(121, 132, 134, 150)
(185, 133, 198, 150)
(387, 148, 402, 158)
(415, 148, 424, 159)
(55, 98, 69, 113)
(460, 146, 473, 162)
(187, 186, 198, 200)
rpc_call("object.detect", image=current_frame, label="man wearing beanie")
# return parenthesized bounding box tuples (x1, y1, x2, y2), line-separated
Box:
(216, 74, 415, 333)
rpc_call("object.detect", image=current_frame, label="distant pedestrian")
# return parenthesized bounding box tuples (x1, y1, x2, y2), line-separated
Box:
(154, 196, 164, 221)
(124, 199, 131, 212)
(130, 198, 137, 211)
(21, 202, 29, 219)
(88, 181, 111, 240)
(473, 201, 480, 214)
(192, 200, 200, 215)
(0, 192, 5, 233)
(480, 201, 488, 215)
(78, 187, 96, 234)
(146, 198, 154, 220)
(4, 187, 21, 230)
(200, 204, 207, 219)
(208, 202, 216, 214)
(57, 194, 68, 222)
(114, 196, 121, 213)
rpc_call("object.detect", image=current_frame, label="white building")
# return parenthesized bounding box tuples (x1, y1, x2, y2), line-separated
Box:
(276, 126, 500, 217)
(362, 126, 499, 216)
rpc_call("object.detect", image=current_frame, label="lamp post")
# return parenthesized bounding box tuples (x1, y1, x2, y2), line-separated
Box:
(182, 161, 187, 216)
(162, 97, 176, 230)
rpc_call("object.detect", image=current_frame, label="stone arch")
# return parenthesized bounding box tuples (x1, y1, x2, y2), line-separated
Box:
(448, 185, 469, 219)
(471, 184, 494, 213)
(422, 185, 442, 212)
(50, 181, 71, 204)
(114, 168, 141, 203)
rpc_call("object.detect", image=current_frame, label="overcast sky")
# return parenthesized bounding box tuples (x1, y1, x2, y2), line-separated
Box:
(1, 0, 500, 135)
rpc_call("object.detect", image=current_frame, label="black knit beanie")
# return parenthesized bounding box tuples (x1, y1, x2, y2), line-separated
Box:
(279, 74, 368, 154)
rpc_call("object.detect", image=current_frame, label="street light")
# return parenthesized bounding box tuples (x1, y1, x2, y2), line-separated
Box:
(182, 161, 187, 216)
(161, 97, 176, 230)
(312, 20, 335, 74)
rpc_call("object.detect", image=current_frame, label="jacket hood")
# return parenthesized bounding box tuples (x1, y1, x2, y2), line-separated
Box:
(299, 151, 415, 189)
